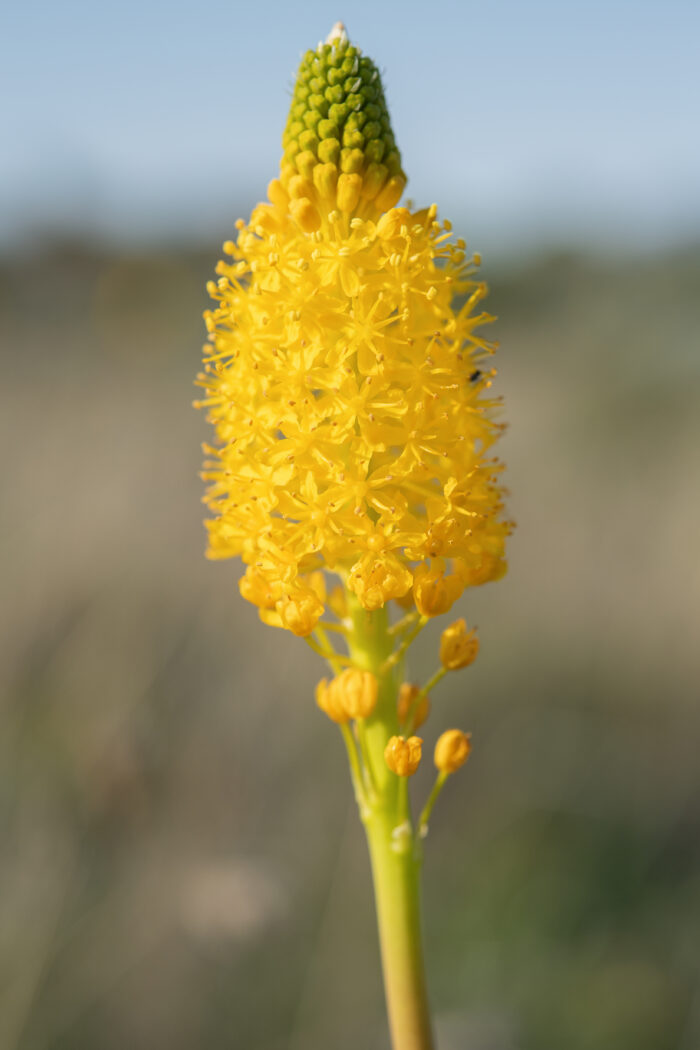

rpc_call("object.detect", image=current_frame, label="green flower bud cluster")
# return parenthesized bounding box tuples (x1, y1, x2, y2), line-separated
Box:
(282, 33, 405, 185)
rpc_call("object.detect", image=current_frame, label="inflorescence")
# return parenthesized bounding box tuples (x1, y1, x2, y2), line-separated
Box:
(196, 23, 512, 806)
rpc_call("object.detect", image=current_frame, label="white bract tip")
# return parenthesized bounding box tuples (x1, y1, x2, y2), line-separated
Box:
(326, 21, 348, 47)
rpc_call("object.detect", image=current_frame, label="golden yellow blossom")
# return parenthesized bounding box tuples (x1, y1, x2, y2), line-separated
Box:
(385, 735, 423, 777)
(413, 559, 465, 618)
(434, 729, 472, 773)
(331, 668, 378, 719)
(316, 677, 350, 724)
(196, 28, 510, 636)
(439, 619, 479, 670)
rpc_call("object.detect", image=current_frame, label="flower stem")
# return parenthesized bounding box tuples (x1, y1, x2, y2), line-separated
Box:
(345, 593, 435, 1050)
(418, 770, 449, 836)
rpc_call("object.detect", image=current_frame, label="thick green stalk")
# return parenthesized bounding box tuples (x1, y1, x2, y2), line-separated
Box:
(346, 595, 435, 1050)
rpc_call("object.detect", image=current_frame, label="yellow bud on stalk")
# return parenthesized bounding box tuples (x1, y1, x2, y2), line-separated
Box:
(397, 683, 431, 729)
(434, 729, 472, 773)
(413, 562, 464, 618)
(439, 619, 479, 670)
(385, 735, 423, 777)
(316, 677, 350, 724)
(333, 668, 378, 719)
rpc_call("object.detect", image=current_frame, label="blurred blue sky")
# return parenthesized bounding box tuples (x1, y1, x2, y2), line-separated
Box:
(2, 0, 699, 256)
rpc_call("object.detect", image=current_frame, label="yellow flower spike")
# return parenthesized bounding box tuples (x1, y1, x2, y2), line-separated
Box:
(434, 729, 472, 773)
(385, 735, 423, 777)
(333, 667, 378, 720)
(439, 619, 480, 671)
(316, 677, 350, 724)
(198, 27, 510, 638)
(199, 25, 512, 1050)
(397, 683, 431, 730)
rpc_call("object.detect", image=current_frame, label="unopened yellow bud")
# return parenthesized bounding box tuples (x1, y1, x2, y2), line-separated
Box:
(295, 149, 317, 179)
(375, 174, 406, 211)
(413, 561, 464, 617)
(336, 172, 362, 214)
(287, 174, 315, 200)
(439, 619, 479, 670)
(267, 178, 289, 210)
(434, 729, 472, 773)
(289, 197, 321, 232)
(384, 735, 422, 777)
(397, 683, 430, 729)
(332, 668, 378, 719)
(312, 161, 339, 201)
(316, 677, 349, 724)
(361, 162, 389, 201)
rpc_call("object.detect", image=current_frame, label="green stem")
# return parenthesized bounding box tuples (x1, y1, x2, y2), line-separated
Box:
(418, 771, 449, 835)
(420, 665, 447, 700)
(364, 808, 434, 1050)
(340, 723, 369, 816)
(345, 593, 435, 1050)
(382, 615, 428, 673)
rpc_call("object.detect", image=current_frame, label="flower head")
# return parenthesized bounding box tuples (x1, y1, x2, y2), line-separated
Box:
(197, 26, 511, 634)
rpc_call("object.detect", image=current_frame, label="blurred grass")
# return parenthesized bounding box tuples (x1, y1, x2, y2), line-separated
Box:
(1, 238, 699, 1049)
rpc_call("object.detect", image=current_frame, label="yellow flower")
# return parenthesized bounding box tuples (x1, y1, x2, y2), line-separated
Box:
(439, 619, 480, 670)
(331, 668, 378, 719)
(196, 26, 511, 634)
(434, 729, 472, 773)
(385, 735, 423, 777)
(316, 677, 349, 724)
(413, 559, 465, 618)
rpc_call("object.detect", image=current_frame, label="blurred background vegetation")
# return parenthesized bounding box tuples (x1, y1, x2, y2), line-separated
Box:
(2, 1, 700, 1048)
(2, 238, 699, 1050)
